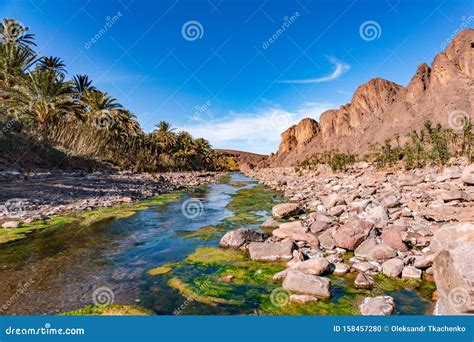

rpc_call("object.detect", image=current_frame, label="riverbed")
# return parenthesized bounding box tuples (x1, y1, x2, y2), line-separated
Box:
(0, 173, 434, 315)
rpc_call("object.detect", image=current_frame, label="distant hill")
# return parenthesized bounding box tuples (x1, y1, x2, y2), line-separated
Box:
(214, 149, 267, 171)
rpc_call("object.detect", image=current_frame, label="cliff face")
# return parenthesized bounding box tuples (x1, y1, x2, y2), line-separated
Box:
(270, 29, 473, 166)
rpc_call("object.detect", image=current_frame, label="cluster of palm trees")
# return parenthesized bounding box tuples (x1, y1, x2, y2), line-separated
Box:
(0, 18, 223, 172)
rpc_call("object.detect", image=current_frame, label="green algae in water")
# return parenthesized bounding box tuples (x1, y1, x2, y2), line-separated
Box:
(226, 186, 280, 213)
(0, 193, 183, 245)
(147, 265, 173, 275)
(61, 304, 154, 316)
(80, 193, 182, 226)
(177, 225, 227, 241)
(0, 216, 79, 244)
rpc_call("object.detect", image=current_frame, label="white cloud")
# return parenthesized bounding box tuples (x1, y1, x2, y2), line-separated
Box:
(178, 102, 333, 154)
(279, 57, 350, 84)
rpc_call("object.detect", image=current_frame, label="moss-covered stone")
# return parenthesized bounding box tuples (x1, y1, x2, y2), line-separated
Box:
(61, 304, 154, 316)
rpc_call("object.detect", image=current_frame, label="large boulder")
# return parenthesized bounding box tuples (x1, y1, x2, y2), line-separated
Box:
(433, 242, 474, 315)
(272, 221, 318, 245)
(354, 238, 378, 259)
(401, 266, 422, 280)
(333, 220, 374, 250)
(461, 164, 474, 185)
(219, 228, 265, 250)
(366, 244, 397, 262)
(381, 226, 408, 252)
(272, 203, 301, 218)
(289, 256, 330, 275)
(282, 270, 331, 298)
(359, 296, 395, 315)
(248, 240, 295, 261)
(430, 223, 474, 253)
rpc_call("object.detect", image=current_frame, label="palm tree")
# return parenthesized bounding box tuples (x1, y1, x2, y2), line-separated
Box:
(153, 121, 177, 151)
(39, 56, 67, 76)
(0, 19, 38, 88)
(82, 89, 123, 128)
(0, 19, 36, 47)
(72, 74, 95, 97)
(0, 67, 80, 138)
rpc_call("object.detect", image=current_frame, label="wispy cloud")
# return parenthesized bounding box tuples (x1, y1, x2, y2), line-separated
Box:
(178, 102, 333, 154)
(279, 57, 350, 84)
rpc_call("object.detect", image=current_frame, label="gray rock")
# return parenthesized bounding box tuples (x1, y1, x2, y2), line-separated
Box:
(382, 258, 404, 277)
(333, 220, 374, 250)
(353, 261, 377, 273)
(261, 219, 280, 228)
(328, 205, 346, 217)
(430, 223, 474, 253)
(318, 230, 336, 250)
(220, 228, 265, 250)
(433, 242, 474, 314)
(290, 294, 318, 304)
(439, 190, 469, 202)
(354, 238, 378, 259)
(309, 221, 329, 234)
(461, 164, 474, 185)
(381, 194, 400, 208)
(359, 296, 395, 315)
(361, 205, 389, 222)
(323, 194, 345, 209)
(366, 244, 397, 262)
(355, 273, 375, 289)
(333, 262, 350, 275)
(282, 270, 331, 298)
(248, 240, 295, 261)
(414, 253, 436, 269)
(289, 256, 330, 275)
(401, 266, 422, 280)
(273, 221, 318, 245)
(272, 203, 301, 218)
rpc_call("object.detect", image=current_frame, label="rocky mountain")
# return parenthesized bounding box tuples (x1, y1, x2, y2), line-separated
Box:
(270, 29, 473, 166)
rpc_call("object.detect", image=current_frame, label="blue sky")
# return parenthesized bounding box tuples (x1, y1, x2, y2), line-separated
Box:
(1, 0, 472, 153)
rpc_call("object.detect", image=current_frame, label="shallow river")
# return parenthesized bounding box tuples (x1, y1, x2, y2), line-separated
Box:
(0, 173, 433, 315)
